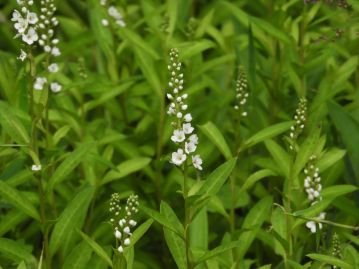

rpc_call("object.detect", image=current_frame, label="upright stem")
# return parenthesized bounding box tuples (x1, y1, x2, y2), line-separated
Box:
(229, 115, 241, 234)
(284, 155, 295, 268)
(229, 173, 236, 234)
(28, 50, 52, 269)
(182, 163, 193, 269)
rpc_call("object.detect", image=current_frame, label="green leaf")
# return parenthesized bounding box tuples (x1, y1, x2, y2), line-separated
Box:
(199, 121, 232, 160)
(52, 125, 71, 146)
(189, 207, 208, 251)
(141, 204, 184, 237)
(49, 187, 95, 255)
(101, 157, 151, 185)
(317, 148, 346, 172)
(0, 210, 27, 237)
(240, 169, 275, 192)
(62, 242, 93, 269)
(77, 230, 113, 268)
(257, 266, 271, 269)
(250, 17, 291, 44)
(242, 121, 293, 149)
(195, 241, 241, 265)
(321, 185, 358, 199)
(307, 254, 352, 269)
(118, 28, 160, 60)
(17, 261, 27, 269)
(287, 260, 306, 269)
(236, 196, 273, 259)
(167, 0, 178, 36)
(128, 219, 153, 246)
(49, 143, 94, 190)
(0, 238, 36, 265)
(196, 158, 237, 197)
(0, 101, 30, 145)
(293, 128, 321, 177)
(0, 181, 40, 221)
(132, 47, 162, 97)
(328, 101, 359, 175)
(264, 140, 290, 177)
(180, 40, 216, 59)
(161, 203, 187, 269)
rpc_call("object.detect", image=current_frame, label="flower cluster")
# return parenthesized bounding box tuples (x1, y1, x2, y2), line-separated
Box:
(167, 48, 202, 170)
(331, 233, 342, 268)
(109, 194, 139, 254)
(289, 98, 307, 151)
(234, 67, 249, 117)
(100, 0, 125, 27)
(303, 155, 326, 233)
(12, 0, 62, 94)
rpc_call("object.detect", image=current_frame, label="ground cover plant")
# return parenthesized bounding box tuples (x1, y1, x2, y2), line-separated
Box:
(0, 0, 358, 268)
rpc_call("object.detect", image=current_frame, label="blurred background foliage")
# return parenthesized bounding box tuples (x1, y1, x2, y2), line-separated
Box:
(0, 0, 358, 268)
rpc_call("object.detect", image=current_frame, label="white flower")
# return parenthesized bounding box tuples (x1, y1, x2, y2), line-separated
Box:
(192, 155, 202, 170)
(171, 148, 186, 166)
(184, 113, 192, 122)
(34, 77, 47, 90)
(48, 63, 59, 73)
(108, 6, 120, 18)
(15, 18, 28, 34)
(185, 141, 196, 154)
(189, 134, 198, 144)
(119, 219, 125, 227)
(101, 19, 109, 26)
(51, 47, 61, 56)
(183, 123, 194, 134)
(31, 164, 42, 171)
(117, 246, 123, 253)
(18, 49, 27, 61)
(27, 12, 38, 24)
(167, 106, 175, 115)
(124, 238, 130, 246)
(116, 19, 125, 27)
(171, 129, 185, 143)
(123, 226, 131, 234)
(44, 45, 51, 52)
(100, 0, 107, 5)
(129, 220, 137, 227)
(306, 212, 325, 233)
(22, 27, 38, 45)
(11, 10, 22, 22)
(306, 221, 317, 233)
(115, 230, 122, 239)
(50, 82, 62, 93)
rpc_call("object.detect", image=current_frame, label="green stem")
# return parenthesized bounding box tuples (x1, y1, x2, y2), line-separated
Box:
(274, 203, 359, 231)
(182, 163, 193, 269)
(28, 50, 51, 269)
(283, 155, 295, 268)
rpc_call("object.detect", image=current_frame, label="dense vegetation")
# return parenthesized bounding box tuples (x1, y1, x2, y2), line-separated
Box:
(0, 0, 358, 268)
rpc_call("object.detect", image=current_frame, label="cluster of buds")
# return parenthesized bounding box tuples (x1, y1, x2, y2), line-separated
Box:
(109, 194, 139, 254)
(167, 48, 203, 170)
(233, 67, 249, 117)
(100, 0, 125, 27)
(304, 155, 326, 233)
(289, 98, 307, 151)
(12, 0, 62, 94)
(331, 233, 342, 267)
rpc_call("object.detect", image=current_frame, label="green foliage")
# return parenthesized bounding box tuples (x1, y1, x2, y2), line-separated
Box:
(0, 0, 358, 268)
